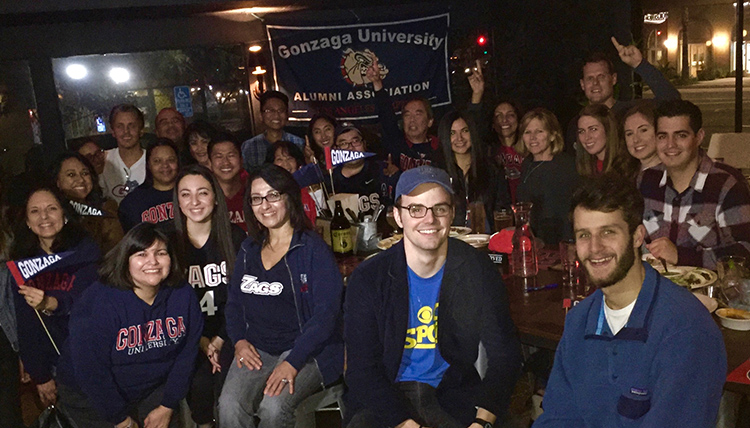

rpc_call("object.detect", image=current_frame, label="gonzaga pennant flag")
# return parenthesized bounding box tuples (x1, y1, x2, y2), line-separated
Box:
(324, 147, 376, 170)
(69, 200, 107, 217)
(6, 251, 75, 286)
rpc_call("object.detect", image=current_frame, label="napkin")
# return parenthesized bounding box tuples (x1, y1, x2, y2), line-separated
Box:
(727, 358, 750, 384)
(489, 229, 513, 254)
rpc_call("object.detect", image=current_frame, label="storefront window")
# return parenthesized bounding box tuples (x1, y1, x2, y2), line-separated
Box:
(52, 45, 251, 146)
(0, 61, 38, 177)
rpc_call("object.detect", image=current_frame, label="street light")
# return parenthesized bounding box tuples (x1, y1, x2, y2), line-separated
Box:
(664, 37, 678, 50)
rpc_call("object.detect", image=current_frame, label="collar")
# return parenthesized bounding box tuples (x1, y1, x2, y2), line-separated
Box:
(659, 150, 712, 193)
(405, 134, 440, 151)
(584, 262, 659, 342)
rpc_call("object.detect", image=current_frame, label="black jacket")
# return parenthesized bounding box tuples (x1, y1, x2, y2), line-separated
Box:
(343, 238, 522, 427)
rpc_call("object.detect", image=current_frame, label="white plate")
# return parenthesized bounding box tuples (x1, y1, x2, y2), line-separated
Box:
(642, 253, 675, 273)
(716, 308, 750, 331)
(661, 267, 718, 289)
(450, 226, 472, 237)
(692, 292, 718, 313)
(457, 234, 490, 248)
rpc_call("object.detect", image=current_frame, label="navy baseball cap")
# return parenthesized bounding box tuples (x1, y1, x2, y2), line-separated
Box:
(394, 165, 454, 201)
(334, 122, 362, 142)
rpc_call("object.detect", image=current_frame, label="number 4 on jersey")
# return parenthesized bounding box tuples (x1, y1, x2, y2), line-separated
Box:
(199, 290, 218, 316)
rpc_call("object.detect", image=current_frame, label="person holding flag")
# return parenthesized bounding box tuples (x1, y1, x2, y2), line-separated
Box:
(51, 152, 124, 253)
(9, 186, 100, 407)
(327, 124, 400, 217)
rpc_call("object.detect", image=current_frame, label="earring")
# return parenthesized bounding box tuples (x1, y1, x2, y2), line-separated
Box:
(64, 218, 68, 225)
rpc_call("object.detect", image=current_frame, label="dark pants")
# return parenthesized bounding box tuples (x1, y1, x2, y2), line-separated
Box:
(58, 383, 180, 428)
(187, 340, 232, 425)
(0, 332, 23, 428)
(347, 381, 463, 428)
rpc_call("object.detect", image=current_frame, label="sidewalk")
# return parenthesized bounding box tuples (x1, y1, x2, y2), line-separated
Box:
(676, 77, 750, 90)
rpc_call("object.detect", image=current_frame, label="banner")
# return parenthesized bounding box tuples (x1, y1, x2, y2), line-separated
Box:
(267, 13, 451, 122)
(6, 251, 75, 286)
(324, 147, 376, 170)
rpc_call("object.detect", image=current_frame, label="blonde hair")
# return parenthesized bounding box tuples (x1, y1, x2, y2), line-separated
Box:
(518, 108, 565, 157)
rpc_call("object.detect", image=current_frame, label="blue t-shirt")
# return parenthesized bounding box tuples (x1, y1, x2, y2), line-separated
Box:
(396, 264, 449, 387)
(242, 253, 300, 355)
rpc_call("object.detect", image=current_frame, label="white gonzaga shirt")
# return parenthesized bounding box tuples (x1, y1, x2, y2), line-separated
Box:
(101, 148, 146, 204)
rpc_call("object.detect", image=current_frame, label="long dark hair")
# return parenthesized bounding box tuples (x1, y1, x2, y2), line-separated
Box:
(10, 186, 87, 259)
(576, 104, 639, 181)
(182, 120, 219, 165)
(244, 164, 311, 244)
(99, 222, 183, 291)
(306, 113, 337, 163)
(173, 165, 238, 276)
(50, 152, 105, 206)
(438, 110, 492, 201)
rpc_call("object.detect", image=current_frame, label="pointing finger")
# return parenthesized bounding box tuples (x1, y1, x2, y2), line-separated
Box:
(610, 36, 624, 52)
(474, 59, 483, 76)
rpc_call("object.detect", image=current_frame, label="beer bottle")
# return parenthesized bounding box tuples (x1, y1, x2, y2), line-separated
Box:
(331, 201, 352, 256)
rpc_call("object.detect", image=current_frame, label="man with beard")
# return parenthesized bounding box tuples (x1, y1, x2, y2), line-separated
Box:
(533, 175, 726, 427)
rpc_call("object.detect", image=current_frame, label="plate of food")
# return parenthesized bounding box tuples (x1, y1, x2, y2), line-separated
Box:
(449, 226, 472, 237)
(376, 234, 403, 251)
(642, 253, 675, 273)
(661, 266, 718, 289)
(457, 234, 490, 249)
(716, 308, 750, 331)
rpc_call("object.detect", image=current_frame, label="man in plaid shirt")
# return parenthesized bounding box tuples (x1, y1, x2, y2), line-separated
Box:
(638, 100, 750, 269)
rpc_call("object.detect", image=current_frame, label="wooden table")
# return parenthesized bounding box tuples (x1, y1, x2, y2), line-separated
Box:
(504, 269, 750, 395)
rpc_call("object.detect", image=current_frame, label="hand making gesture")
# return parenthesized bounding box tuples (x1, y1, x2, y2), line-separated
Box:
(611, 36, 644, 69)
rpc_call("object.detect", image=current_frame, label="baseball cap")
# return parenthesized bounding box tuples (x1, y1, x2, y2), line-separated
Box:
(394, 165, 454, 202)
(334, 122, 363, 142)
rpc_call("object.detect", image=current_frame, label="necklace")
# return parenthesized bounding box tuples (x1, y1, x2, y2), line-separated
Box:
(522, 161, 547, 184)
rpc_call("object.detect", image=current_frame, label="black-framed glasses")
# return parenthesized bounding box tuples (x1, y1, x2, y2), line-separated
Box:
(336, 137, 364, 150)
(250, 191, 284, 206)
(396, 203, 452, 218)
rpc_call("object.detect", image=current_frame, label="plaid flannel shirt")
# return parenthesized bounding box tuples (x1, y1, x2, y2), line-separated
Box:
(241, 131, 305, 173)
(637, 151, 750, 269)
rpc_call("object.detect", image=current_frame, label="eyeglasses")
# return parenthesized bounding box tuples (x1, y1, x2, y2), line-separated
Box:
(396, 203, 452, 218)
(250, 191, 283, 206)
(337, 137, 364, 149)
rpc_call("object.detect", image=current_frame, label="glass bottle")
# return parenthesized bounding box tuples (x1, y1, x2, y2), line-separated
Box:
(511, 202, 538, 278)
(331, 200, 353, 257)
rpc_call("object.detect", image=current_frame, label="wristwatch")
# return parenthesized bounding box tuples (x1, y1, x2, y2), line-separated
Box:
(474, 418, 493, 428)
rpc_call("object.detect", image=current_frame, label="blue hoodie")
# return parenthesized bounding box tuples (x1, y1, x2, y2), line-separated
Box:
(226, 229, 344, 385)
(12, 237, 100, 384)
(57, 281, 203, 424)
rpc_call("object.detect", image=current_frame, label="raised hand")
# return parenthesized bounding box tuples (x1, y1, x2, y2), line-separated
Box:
(468, 59, 485, 103)
(611, 36, 643, 69)
(366, 53, 384, 91)
(304, 135, 317, 165)
(383, 153, 399, 177)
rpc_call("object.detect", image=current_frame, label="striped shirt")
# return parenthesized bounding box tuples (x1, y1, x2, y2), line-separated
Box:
(637, 151, 750, 269)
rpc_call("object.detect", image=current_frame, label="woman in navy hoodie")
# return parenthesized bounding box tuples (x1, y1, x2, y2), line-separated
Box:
(56, 222, 203, 428)
(11, 186, 100, 408)
(218, 164, 344, 427)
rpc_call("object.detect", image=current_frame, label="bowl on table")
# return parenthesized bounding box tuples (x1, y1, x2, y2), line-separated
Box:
(716, 308, 750, 331)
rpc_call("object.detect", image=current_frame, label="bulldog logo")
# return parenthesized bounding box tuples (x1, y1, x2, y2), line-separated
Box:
(340, 48, 388, 86)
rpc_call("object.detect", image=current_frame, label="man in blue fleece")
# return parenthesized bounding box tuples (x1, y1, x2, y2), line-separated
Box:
(344, 166, 522, 428)
(534, 175, 726, 427)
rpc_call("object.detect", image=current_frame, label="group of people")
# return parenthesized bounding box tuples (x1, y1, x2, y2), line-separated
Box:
(0, 33, 747, 428)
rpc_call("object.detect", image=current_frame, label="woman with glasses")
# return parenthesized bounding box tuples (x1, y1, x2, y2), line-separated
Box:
(118, 139, 180, 232)
(51, 152, 124, 253)
(438, 110, 511, 233)
(218, 164, 344, 427)
(77, 140, 106, 176)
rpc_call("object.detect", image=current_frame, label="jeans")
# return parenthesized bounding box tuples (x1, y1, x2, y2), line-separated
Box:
(217, 348, 323, 428)
(347, 381, 463, 428)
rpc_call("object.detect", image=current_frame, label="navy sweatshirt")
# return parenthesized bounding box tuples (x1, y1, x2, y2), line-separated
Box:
(12, 238, 100, 384)
(118, 185, 175, 232)
(57, 281, 203, 424)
